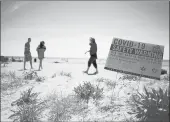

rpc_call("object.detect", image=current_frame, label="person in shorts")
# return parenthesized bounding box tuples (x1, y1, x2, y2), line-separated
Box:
(24, 38, 33, 70)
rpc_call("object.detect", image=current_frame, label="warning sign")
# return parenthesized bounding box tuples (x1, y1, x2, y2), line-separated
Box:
(104, 37, 164, 80)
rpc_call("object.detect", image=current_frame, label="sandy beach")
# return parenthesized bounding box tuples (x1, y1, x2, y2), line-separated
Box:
(1, 59, 169, 121)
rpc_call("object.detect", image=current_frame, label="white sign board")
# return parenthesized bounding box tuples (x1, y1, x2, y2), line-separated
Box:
(104, 37, 164, 80)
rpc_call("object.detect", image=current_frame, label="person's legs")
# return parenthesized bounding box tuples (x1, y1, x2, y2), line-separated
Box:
(38, 60, 41, 70)
(27, 53, 33, 69)
(93, 59, 98, 73)
(84, 57, 93, 73)
(30, 58, 33, 69)
(40, 59, 43, 69)
(24, 56, 26, 70)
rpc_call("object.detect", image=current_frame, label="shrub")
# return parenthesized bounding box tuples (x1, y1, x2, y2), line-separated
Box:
(36, 76, 45, 82)
(119, 74, 141, 81)
(161, 74, 169, 81)
(47, 96, 72, 121)
(96, 78, 113, 83)
(59, 71, 72, 78)
(74, 82, 104, 104)
(11, 87, 40, 106)
(105, 80, 117, 90)
(1, 71, 28, 93)
(92, 84, 104, 101)
(22, 71, 38, 80)
(124, 117, 136, 122)
(130, 86, 169, 122)
(51, 73, 56, 78)
(9, 87, 46, 122)
(46, 93, 86, 121)
(96, 78, 105, 83)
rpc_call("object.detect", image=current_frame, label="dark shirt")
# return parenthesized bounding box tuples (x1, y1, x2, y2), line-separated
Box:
(90, 43, 97, 59)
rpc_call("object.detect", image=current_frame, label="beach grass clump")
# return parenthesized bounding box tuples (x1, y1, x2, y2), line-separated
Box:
(46, 92, 86, 121)
(1, 71, 17, 81)
(9, 87, 47, 122)
(22, 70, 38, 80)
(51, 73, 56, 78)
(23, 70, 45, 82)
(105, 79, 117, 90)
(100, 104, 115, 113)
(129, 86, 169, 122)
(96, 77, 114, 83)
(119, 74, 141, 81)
(124, 117, 137, 122)
(36, 76, 45, 82)
(1, 71, 28, 92)
(96, 78, 105, 83)
(59, 71, 72, 78)
(161, 74, 169, 81)
(99, 94, 117, 113)
(74, 82, 104, 104)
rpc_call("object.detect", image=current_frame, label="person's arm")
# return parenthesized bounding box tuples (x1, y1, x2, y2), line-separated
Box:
(85, 50, 90, 54)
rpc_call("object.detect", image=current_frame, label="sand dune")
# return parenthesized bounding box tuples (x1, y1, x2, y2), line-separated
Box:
(1, 61, 169, 121)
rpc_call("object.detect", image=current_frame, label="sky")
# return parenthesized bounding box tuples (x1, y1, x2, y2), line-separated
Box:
(1, 1, 169, 59)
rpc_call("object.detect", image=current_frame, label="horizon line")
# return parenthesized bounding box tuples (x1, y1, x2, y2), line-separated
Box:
(1, 55, 169, 61)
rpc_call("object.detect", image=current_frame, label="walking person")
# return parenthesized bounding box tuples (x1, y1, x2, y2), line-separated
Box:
(36, 41, 46, 71)
(24, 38, 33, 70)
(83, 37, 99, 74)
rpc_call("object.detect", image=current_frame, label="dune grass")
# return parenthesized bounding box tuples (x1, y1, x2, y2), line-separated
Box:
(1, 71, 28, 94)
(161, 74, 169, 81)
(22, 70, 45, 82)
(119, 74, 141, 81)
(128, 86, 169, 122)
(2, 67, 169, 121)
(9, 87, 47, 122)
(74, 81, 104, 104)
(1, 70, 45, 96)
(51, 73, 56, 78)
(105, 79, 117, 90)
(59, 71, 72, 78)
(45, 92, 87, 121)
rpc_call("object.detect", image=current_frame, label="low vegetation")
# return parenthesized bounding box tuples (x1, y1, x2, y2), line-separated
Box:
(36, 76, 45, 82)
(129, 86, 169, 122)
(45, 92, 87, 121)
(161, 74, 169, 81)
(1, 71, 28, 93)
(51, 73, 56, 78)
(74, 81, 104, 104)
(22, 71, 38, 80)
(59, 71, 72, 78)
(9, 87, 47, 122)
(23, 70, 45, 82)
(119, 74, 141, 81)
(105, 79, 117, 90)
(1, 68, 169, 121)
